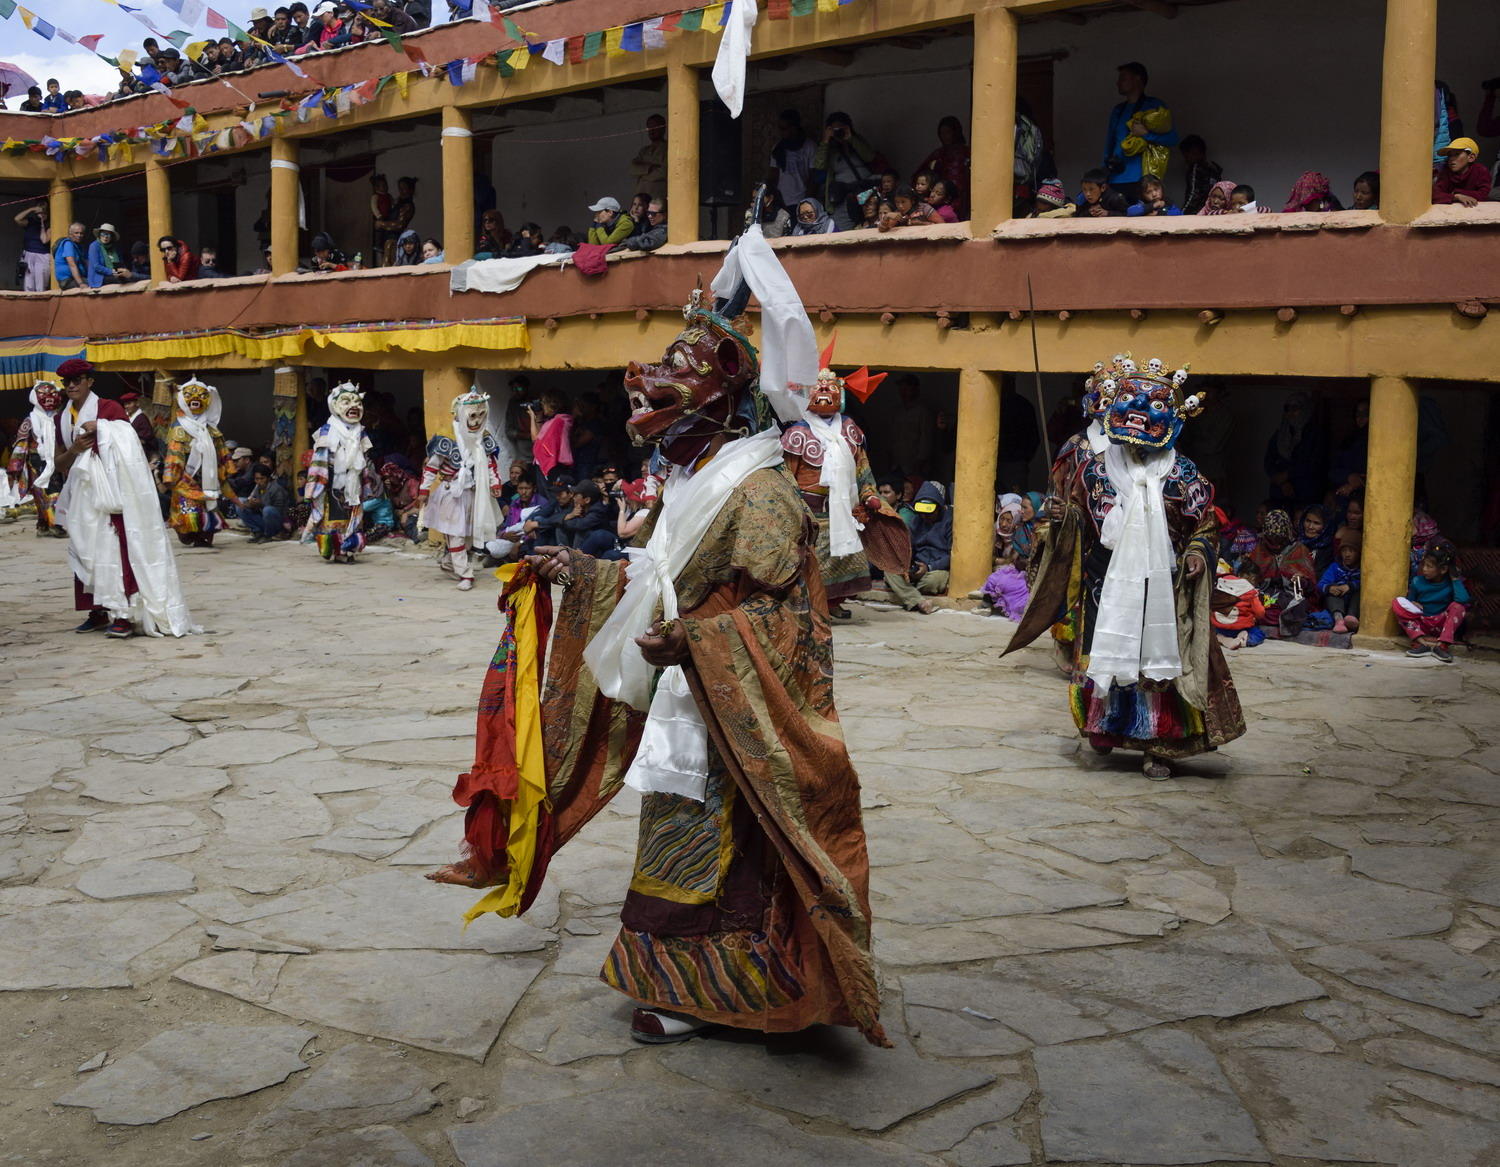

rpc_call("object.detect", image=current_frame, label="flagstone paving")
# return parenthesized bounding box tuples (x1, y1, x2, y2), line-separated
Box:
(2, 522, 1498, 1166)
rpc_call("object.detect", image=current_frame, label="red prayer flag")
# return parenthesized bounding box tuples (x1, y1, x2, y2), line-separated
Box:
(658, 11, 681, 31)
(565, 33, 584, 63)
(205, 8, 227, 28)
(767, 0, 791, 16)
(79, 33, 105, 50)
(402, 41, 427, 64)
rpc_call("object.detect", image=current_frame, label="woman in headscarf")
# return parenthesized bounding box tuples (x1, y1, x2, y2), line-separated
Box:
(1011, 490, 1045, 568)
(912, 116, 971, 218)
(757, 187, 793, 238)
(791, 197, 837, 236)
(1297, 502, 1336, 574)
(161, 378, 239, 547)
(1196, 180, 1237, 215)
(995, 492, 1024, 560)
(1245, 508, 1319, 631)
(393, 229, 422, 265)
(1283, 171, 1343, 212)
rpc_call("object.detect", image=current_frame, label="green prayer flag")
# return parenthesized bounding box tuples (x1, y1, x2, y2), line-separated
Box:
(226, 20, 247, 41)
(0, 0, 17, 19)
(375, 74, 391, 95)
(581, 30, 603, 59)
(678, 8, 703, 31)
(166, 29, 191, 47)
(376, 24, 402, 51)
(502, 16, 525, 43)
(791, 0, 815, 14)
(495, 57, 513, 77)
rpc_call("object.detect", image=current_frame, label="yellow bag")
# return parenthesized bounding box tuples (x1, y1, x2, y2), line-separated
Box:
(1121, 105, 1174, 179)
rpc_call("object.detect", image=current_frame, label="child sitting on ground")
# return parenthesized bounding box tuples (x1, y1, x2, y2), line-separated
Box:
(981, 559, 1030, 620)
(1318, 537, 1362, 634)
(1393, 538, 1470, 663)
(1212, 562, 1266, 649)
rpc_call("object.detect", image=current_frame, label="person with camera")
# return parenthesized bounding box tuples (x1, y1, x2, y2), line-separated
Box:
(811, 112, 887, 231)
(528, 389, 574, 480)
(1102, 61, 1177, 206)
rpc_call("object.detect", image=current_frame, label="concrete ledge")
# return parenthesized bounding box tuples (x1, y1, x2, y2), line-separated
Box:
(1409, 202, 1500, 229)
(993, 210, 1381, 241)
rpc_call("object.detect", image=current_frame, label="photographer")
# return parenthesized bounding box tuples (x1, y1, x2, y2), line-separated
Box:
(811, 112, 887, 231)
(527, 389, 574, 479)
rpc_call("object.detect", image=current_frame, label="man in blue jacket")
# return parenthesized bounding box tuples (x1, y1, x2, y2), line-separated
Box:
(1103, 61, 1177, 205)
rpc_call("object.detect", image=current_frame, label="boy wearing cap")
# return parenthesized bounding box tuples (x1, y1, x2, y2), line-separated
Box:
(1433, 138, 1493, 207)
(585, 197, 636, 246)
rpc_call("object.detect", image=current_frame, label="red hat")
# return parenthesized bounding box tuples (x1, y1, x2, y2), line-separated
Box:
(56, 358, 94, 380)
(120, 390, 141, 404)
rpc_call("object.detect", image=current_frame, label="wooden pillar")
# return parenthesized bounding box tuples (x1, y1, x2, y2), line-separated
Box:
(1378, 0, 1438, 224)
(47, 179, 72, 291)
(1362, 376, 1420, 640)
(951, 368, 1002, 596)
(270, 137, 300, 277)
(423, 366, 469, 449)
(666, 58, 699, 245)
(441, 105, 475, 264)
(970, 6, 1018, 231)
(145, 157, 171, 284)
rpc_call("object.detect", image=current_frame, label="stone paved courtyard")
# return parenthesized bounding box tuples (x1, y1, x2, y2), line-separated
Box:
(2, 518, 1498, 1167)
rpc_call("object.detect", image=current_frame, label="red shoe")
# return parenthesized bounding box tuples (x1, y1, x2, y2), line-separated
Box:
(105, 618, 133, 639)
(630, 1008, 720, 1045)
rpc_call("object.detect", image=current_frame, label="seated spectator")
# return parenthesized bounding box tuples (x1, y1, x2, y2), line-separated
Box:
(475, 210, 512, 259)
(393, 229, 421, 265)
(907, 481, 953, 596)
(559, 479, 616, 557)
(368, 0, 417, 35)
(878, 477, 916, 525)
(812, 111, 886, 230)
(198, 247, 227, 278)
(1333, 490, 1363, 551)
(301, 232, 348, 273)
(308, 1, 351, 50)
(925, 179, 961, 223)
(1197, 180, 1237, 215)
(995, 493, 1023, 561)
(228, 447, 257, 498)
(42, 79, 67, 113)
(1351, 170, 1380, 210)
(86, 224, 132, 288)
(502, 223, 544, 258)
(1212, 565, 1267, 649)
(1318, 537, 1361, 634)
(1297, 503, 1336, 574)
(1076, 168, 1128, 217)
(757, 188, 793, 238)
(913, 171, 936, 201)
(65, 90, 86, 110)
(269, 6, 306, 48)
(585, 197, 635, 246)
(525, 473, 574, 546)
(420, 238, 444, 263)
(19, 86, 44, 113)
(378, 460, 422, 539)
(1282, 172, 1342, 212)
(239, 464, 294, 542)
(981, 560, 1029, 620)
(159, 236, 199, 281)
(792, 198, 837, 235)
(54, 222, 87, 289)
(1126, 174, 1182, 217)
(1029, 179, 1077, 219)
(1218, 503, 1259, 566)
(856, 189, 887, 229)
(1012, 491, 1043, 567)
(1433, 138, 1492, 207)
(627, 193, 652, 226)
(618, 199, 667, 251)
(544, 225, 578, 254)
(913, 116, 971, 218)
(129, 240, 151, 281)
(1232, 184, 1261, 212)
(1395, 538, 1469, 661)
(484, 475, 541, 562)
(1245, 509, 1319, 633)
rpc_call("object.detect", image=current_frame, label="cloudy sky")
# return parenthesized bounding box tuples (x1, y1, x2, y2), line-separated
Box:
(3, 0, 207, 95)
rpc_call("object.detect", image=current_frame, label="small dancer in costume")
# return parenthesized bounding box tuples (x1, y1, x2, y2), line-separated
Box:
(431, 228, 886, 1049)
(8, 379, 66, 536)
(304, 381, 381, 563)
(1009, 354, 1244, 779)
(780, 343, 909, 619)
(52, 359, 195, 638)
(160, 378, 238, 548)
(418, 388, 503, 591)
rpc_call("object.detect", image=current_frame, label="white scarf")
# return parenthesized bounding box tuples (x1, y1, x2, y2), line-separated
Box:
(25, 390, 60, 490)
(65, 419, 197, 636)
(58, 391, 99, 448)
(1086, 417, 1110, 455)
(316, 413, 369, 508)
(710, 0, 757, 118)
(455, 417, 502, 543)
(1086, 442, 1182, 691)
(174, 387, 223, 507)
(807, 412, 863, 556)
(584, 428, 785, 801)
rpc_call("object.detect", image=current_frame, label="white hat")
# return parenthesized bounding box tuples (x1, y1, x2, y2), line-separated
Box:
(587, 196, 621, 213)
(250, 6, 269, 18)
(313, 1, 335, 14)
(96, 222, 117, 236)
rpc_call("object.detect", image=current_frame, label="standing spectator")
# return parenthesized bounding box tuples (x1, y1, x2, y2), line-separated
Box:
(1264, 391, 1325, 505)
(585, 197, 635, 246)
(289, 2, 313, 40)
(629, 114, 667, 201)
(925, 179, 961, 223)
(14, 204, 50, 291)
(86, 224, 131, 288)
(370, 174, 397, 266)
(997, 381, 1040, 493)
(41, 79, 67, 113)
(1013, 99, 1045, 211)
(1433, 138, 1492, 207)
(1104, 61, 1177, 204)
(1351, 171, 1380, 210)
(269, 6, 305, 48)
(812, 112, 885, 230)
(54, 222, 87, 289)
(1076, 168, 1128, 217)
(392, 177, 417, 238)
(158, 236, 199, 282)
(368, 0, 417, 35)
(239, 464, 293, 542)
(529, 390, 574, 479)
(767, 109, 816, 208)
(913, 116, 971, 219)
(886, 374, 934, 479)
(618, 199, 668, 251)
(1282, 172, 1342, 212)
(198, 247, 227, 278)
(757, 187, 793, 238)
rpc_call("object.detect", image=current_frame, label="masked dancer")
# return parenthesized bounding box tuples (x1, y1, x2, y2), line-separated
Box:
(419, 388, 503, 591)
(304, 382, 381, 564)
(8, 379, 66, 535)
(161, 378, 238, 548)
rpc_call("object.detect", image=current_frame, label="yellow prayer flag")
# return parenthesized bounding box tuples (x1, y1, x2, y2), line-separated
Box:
(703, 4, 725, 32)
(186, 40, 208, 60)
(509, 47, 529, 69)
(394, 70, 409, 99)
(18, 7, 35, 30)
(3, 138, 20, 152)
(604, 25, 624, 56)
(817, 0, 840, 11)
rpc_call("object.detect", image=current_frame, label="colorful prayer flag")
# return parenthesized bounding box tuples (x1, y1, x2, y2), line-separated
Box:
(507, 47, 528, 70)
(704, 3, 725, 30)
(79, 33, 105, 50)
(0, 0, 16, 18)
(768, 0, 790, 17)
(642, 16, 666, 47)
(541, 38, 565, 65)
(817, 0, 840, 12)
(604, 26, 623, 56)
(565, 34, 583, 64)
(677, 9, 702, 32)
(205, 7, 226, 28)
(445, 59, 463, 86)
(580, 29, 602, 59)
(791, 0, 814, 15)
(620, 22, 642, 52)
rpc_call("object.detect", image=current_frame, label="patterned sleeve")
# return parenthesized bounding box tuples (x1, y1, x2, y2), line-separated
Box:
(304, 444, 331, 501)
(159, 427, 188, 488)
(725, 467, 807, 594)
(8, 420, 32, 479)
(215, 433, 240, 501)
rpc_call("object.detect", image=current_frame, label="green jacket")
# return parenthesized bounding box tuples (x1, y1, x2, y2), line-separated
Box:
(586, 213, 636, 246)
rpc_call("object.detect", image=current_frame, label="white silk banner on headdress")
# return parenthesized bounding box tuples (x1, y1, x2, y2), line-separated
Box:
(709, 224, 817, 426)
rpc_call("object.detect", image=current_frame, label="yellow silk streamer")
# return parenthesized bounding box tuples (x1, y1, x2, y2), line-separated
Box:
(465, 564, 548, 921)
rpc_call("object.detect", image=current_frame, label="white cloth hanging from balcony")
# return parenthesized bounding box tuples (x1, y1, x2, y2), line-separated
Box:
(449, 253, 570, 296)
